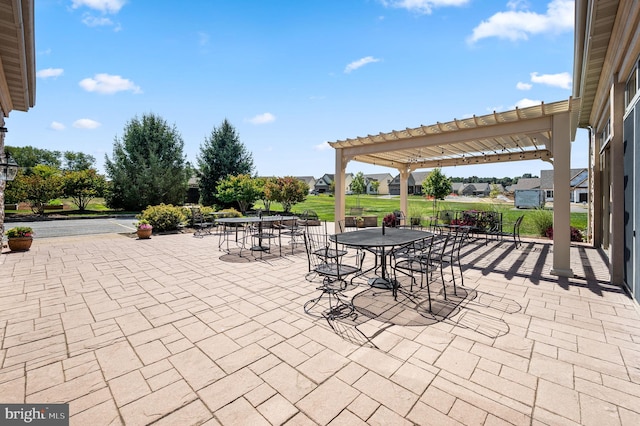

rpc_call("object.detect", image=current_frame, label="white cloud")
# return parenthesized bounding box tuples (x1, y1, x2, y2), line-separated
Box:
(71, 0, 126, 14)
(73, 118, 101, 129)
(37, 68, 64, 79)
(513, 98, 542, 108)
(380, 0, 470, 15)
(516, 81, 532, 90)
(345, 56, 381, 73)
(314, 142, 331, 151)
(49, 121, 65, 131)
(530, 71, 572, 89)
(468, 0, 573, 43)
(79, 73, 142, 94)
(248, 113, 276, 125)
(82, 14, 114, 27)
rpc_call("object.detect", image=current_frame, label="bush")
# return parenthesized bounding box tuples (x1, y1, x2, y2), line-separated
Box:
(217, 208, 242, 218)
(545, 226, 584, 242)
(138, 204, 186, 232)
(530, 208, 553, 236)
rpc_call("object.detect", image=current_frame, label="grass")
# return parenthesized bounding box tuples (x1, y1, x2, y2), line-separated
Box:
(256, 194, 588, 238)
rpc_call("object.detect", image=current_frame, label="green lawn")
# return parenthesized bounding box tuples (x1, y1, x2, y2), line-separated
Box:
(256, 194, 587, 238)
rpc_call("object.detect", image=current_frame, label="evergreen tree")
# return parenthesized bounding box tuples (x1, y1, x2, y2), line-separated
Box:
(104, 113, 189, 211)
(197, 119, 254, 206)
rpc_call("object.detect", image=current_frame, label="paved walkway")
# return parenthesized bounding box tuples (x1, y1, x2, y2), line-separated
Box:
(0, 228, 638, 425)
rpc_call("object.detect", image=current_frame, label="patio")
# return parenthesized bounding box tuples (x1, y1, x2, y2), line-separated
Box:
(0, 228, 639, 425)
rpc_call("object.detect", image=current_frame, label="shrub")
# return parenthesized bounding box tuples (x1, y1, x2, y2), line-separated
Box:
(138, 204, 186, 232)
(530, 208, 553, 236)
(217, 208, 242, 218)
(543, 226, 584, 242)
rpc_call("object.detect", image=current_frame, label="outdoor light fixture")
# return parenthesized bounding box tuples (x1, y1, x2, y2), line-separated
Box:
(0, 152, 19, 182)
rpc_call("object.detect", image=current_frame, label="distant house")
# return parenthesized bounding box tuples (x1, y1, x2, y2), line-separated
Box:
(510, 177, 541, 192)
(295, 176, 316, 193)
(540, 168, 588, 202)
(314, 173, 353, 194)
(363, 173, 393, 195)
(389, 171, 431, 195)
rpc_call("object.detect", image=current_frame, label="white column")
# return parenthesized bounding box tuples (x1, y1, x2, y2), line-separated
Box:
(399, 168, 409, 222)
(550, 112, 573, 277)
(334, 148, 347, 233)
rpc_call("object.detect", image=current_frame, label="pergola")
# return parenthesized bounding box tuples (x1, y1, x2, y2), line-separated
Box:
(329, 97, 581, 277)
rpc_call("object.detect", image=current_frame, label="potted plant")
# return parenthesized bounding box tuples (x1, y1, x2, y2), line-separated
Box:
(135, 220, 153, 239)
(5, 226, 34, 251)
(356, 216, 365, 228)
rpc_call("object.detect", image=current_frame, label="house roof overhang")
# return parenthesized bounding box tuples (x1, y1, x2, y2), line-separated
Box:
(572, 0, 619, 128)
(328, 98, 580, 171)
(0, 0, 36, 118)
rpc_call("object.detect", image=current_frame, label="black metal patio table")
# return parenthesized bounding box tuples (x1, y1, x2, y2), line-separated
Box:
(331, 227, 432, 290)
(216, 216, 296, 254)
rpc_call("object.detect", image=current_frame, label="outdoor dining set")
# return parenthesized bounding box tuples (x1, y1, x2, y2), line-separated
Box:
(189, 206, 524, 325)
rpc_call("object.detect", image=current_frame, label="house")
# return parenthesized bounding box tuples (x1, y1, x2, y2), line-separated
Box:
(510, 177, 541, 191)
(295, 176, 316, 193)
(389, 171, 431, 195)
(540, 169, 588, 203)
(363, 173, 393, 195)
(314, 173, 352, 194)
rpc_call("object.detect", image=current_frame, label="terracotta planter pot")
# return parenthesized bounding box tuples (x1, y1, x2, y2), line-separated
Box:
(136, 229, 152, 239)
(8, 237, 33, 251)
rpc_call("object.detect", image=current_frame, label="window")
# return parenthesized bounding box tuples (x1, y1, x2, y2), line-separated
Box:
(546, 190, 554, 198)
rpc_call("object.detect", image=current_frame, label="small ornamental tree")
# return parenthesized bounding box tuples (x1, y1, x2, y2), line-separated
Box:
(350, 172, 366, 207)
(21, 165, 64, 215)
(370, 180, 380, 194)
(216, 174, 261, 214)
(422, 168, 452, 213)
(265, 176, 309, 213)
(62, 169, 106, 211)
(255, 177, 276, 213)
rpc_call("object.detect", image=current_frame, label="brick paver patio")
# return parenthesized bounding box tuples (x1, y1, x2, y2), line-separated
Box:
(1, 227, 639, 425)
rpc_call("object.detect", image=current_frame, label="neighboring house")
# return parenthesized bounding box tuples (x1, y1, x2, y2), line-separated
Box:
(540, 169, 588, 203)
(363, 173, 393, 195)
(389, 171, 431, 195)
(295, 176, 316, 193)
(510, 177, 541, 191)
(451, 182, 497, 197)
(410, 171, 430, 195)
(314, 173, 353, 194)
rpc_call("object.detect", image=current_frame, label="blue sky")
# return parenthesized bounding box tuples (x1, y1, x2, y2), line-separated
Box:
(7, 0, 583, 180)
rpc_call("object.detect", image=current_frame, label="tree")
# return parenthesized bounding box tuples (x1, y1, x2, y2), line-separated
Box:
(265, 176, 308, 213)
(62, 169, 106, 211)
(6, 145, 61, 169)
(197, 119, 254, 206)
(216, 174, 261, 214)
(63, 152, 96, 171)
(422, 168, 452, 213)
(20, 165, 64, 214)
(255, 177, 276, 212)
(489, 183, 501, 199)
(370, 180, 380, 194)
(350, 172, 366, 207)
(104, 113, 189, 211)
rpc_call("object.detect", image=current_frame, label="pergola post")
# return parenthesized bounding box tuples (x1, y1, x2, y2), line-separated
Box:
(550, 112, 574, 277)
(334, 148, 347, 233)
(399, 168, 410, 221)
